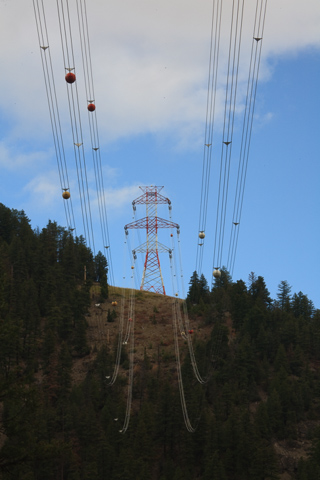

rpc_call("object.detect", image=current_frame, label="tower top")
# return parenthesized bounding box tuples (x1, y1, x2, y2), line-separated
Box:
(139, 185, 164, 193)
(133, 185, 171, 206)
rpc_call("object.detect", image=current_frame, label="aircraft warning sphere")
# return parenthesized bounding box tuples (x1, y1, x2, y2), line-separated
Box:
(62, 191, 70, 200)
(199, 231, 205, 239)
(65, 72, 76, 84)
(88, 103, 95, 112)
(213, 269, 221, 278)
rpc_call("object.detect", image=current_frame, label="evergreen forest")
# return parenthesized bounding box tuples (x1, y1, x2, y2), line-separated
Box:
(1, 202, 320, 480)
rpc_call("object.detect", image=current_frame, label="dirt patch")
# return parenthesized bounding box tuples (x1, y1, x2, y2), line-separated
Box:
(71, 286, 213, 383)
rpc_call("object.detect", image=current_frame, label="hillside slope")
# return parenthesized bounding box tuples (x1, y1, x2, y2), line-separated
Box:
(74, 285, 320, 480)
(1, 204, 320, 479)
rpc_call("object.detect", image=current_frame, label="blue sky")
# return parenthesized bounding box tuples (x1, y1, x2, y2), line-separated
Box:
(0, 0, 319, 307)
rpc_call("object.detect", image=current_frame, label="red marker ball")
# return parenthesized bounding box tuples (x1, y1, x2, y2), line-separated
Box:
(65, 72, 76, 84)
(88, 103, 96, 112)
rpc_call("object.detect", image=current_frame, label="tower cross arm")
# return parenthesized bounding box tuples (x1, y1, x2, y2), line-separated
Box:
(125, 216, 179, 230)
(132, 192, 171, 205)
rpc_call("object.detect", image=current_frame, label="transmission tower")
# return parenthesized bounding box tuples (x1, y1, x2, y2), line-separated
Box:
(124, 186, 179, 295)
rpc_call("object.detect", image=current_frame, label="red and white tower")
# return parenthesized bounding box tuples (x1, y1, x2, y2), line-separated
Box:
(124, 186, 179, 295)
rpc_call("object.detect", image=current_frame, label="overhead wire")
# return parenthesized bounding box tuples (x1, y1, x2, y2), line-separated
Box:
(227, 0, 268, 275)
(132, 204, 145, 287)
(75, 0, 114, 284)
(105, 294, 125, 386)
(33, 0, 76, 233)
(125, 227, 141, 290)
(168, 208, 206, 431)
(195, 0, 267, 284)
(212, 0, 245, 283)
(196, 0, 223, 274)
(55, 0, 89, 243)
(175, 0, 267, 431)
(119, 254, 136, 434)
(169, 199, 210, 384)
(55, 0, 95, 253)
(172, 299, 197, 433)
(105, 232, 133, 388)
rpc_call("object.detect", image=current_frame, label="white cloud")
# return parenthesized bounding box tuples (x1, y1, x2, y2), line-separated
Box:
(103, 185, 141, 210)
(0, 141, 49, 170)
(23, 170, 60, 207)
(254, 111, 274, 129)
(264, 0, 320, 55)
(0, 0, 319, 150)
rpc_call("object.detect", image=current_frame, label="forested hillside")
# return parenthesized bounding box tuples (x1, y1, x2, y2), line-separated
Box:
(1, 203, 320, 480)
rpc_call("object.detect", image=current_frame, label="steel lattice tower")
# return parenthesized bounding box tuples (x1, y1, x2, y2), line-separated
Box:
(124, 186, 179, 295)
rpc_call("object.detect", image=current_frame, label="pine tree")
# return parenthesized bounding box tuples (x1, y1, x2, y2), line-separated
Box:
(292, 291, 315, 319)
(267, 389, 284, 437)
(211, 267, 232, 312)
(276, 280, 292, 311)
(274, 344, 290, 374)
(187, 271, 200, 304)
(203, 451, 227, 480)
(0, 315, 21, 381)
(251, 440, 280, 479)
(199, 273, 209, 301)
(94, 251, 108, 282)
(230, 279, 249, 330)
(57, 342, 72, 402)
(249, 274, 272, 308)
(255, 402, 271, 439)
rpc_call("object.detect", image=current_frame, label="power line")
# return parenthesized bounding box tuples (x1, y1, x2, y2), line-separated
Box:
(195, 0, 268, 285)
(227, 0, 268, 275)
(74, 0, 114, 284)
(55, 0, 96, 253)
(33, 0, 76, 233)
(212, 0, 245, 282)
(196, 0, 223, 274)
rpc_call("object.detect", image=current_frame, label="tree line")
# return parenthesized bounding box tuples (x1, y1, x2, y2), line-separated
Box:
(1, 203, 320, 479)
